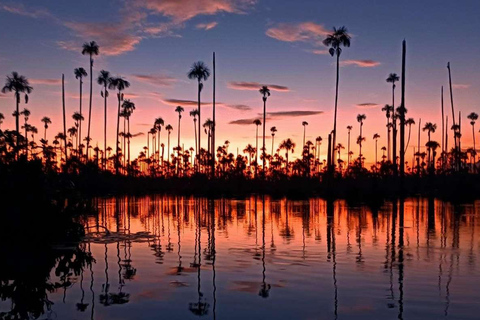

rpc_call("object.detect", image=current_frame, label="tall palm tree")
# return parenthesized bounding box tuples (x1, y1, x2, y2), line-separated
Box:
(279, 138, 296, 174)
(190, 109, 199, 158)
(381, 104, 394, 161)
(386, 73, 399, 170)
(425, 140, 440, 172)
(122, 99, 135, 166)
(109, 76, 130, 174)
(373, 133, 380, 167)
(20, 108, 30, 155)
(74, 67, 88, 153)
(346, 125, 352, 166)
(154, 118, 164, 164)
(302, 121, 308, 147)
(82, 41, 99, 158)
(270, 126, 277, 155)
(323, 26, 351, 170)
(423, 122, 437, 168)
(2, 72, 33, 153)
(187, 62, 210, 166)
(41, 116, 51, 141)
(357, 114, 366, 165)
(405, 118, 415, 153)
(253, 119, 262, 175)
(166, 124, 173, 164)
(259, 86, 271, 173)
(72, 111, 84, 152)
(315, 136, 322, 163)
(97, 70, 112, 169)
(175, 106, 184, 149)
(467, 112, 478, 166)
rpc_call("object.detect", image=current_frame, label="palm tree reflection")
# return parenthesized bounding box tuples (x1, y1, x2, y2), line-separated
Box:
(259, 196, 271, 298)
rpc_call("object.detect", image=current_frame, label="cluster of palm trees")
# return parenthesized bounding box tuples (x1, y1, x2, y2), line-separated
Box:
(1, 28, 479, 179)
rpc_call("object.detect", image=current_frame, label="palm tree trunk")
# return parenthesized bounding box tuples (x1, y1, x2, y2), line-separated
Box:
(128, 118, 130, 169)
(331, 53, 340, 173)
(263, 98, 266, 175)
(115, 91, 121, 174)
(417, 118, 421, 175)
(79, 78, 83, 156)
(62, 74, 68, 161)
(212, 52, 216, 178)
(178, 116, 181, 148)
(87, 54, 93, 161)
(255, 126, 258, 177)
(473, 123, 476, 169)
(400, 40, 406, 177)
(375, 139, 378, 168)
(123, 116, 126, 170)
(392, 85, 397, 175)
(271, 135, 274, 156)
(447, 63, 458, 170)
(197, 80, 201, 173)
(168, 132, 170, 166)
(104, 84, 107, 170)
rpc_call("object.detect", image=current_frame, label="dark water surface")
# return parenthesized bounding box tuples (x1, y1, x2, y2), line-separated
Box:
(2, 196, 480, 319)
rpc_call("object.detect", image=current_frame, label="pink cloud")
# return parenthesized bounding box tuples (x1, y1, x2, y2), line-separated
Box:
(452, 84, 470, 89)
(228, 81, 289, 92)
(58, 21, 142, 56)
(307, 49, 329, 55)
(133, 0, 255, 23)
(132, 74, 177, 87)
(196, 22, 218, 30)
(0, 3, 52, 19)
(162, 98, 251, 111)
(356, 103, 379, 109)
(30, 78, 62, 85)
(266, 22, 329, 45)
(341, 60, 381, 68)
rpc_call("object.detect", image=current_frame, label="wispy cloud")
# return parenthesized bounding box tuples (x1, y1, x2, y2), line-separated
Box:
(341, 60, 380, 68)
(58, 21, 142, 56)
(266, 22, 329, 45)
(162, 98, 252, 111)
(230, 110, 323, 125)
(265, 111, 323, 118)
(0, 3, 53, 19)
(356, 103, 379, 109)
(132, 74, 177, 87)
(196, 21, 218, 30)
(306, 49, 329, 55)
(453, 84, 470, 89)
(30, 78, 62, 85)
(228, 81, 289, 92)
(132, 0, 255, 23)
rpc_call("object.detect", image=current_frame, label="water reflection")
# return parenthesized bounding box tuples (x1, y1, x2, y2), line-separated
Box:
(1, 196, 479, 319)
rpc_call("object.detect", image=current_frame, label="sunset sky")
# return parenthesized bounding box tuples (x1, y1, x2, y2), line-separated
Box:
(1, 0, 479, 164)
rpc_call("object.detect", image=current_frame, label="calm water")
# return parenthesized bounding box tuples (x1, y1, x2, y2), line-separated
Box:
(2, 196, 480, 319)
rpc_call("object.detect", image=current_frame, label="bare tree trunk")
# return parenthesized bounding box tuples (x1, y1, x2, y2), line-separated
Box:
(399, 40, 406, 178)
(62, 74, 68, 161)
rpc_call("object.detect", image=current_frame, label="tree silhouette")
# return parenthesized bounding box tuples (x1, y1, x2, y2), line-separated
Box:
(467, 112, 478, 169)
(386, 73, 399, 172)
(423, 122, 437, 169)
(97, 70, 112, 169)
(270, 126, 277, 156)
(82, 41, 99, 159)
(323, 26, 351, 171)
(373, 133, 380, 168)
(279, 138, 295, 173)
(74, 67, 88, 155)
(188, 62, 210, 170)
(357, 114, 366, 166)
(302, 121, 309, 147)
(109, 76, 130, 174)
(259, 86, 270, 174)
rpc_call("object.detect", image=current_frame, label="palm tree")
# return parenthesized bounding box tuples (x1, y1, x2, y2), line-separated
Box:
(357, 114, 366, 165)
(2, 72, 33, 153)
(315, 136, 322, 163)
(20, 108, 30, 155)
(109, 76, 130, 174)
(467, 112, 478, 166)
(72, 111, 84, 152)
(259, 86, 271, 173)
(82, 41, 99, 158)
(302, 121, 308, 147)
(154, 118, 164, 165)
(175, 106, 184, 149)
(405, 118, 415, 153)
(122, 99, 135, 166)
(253, 119, 262, 175)
(74, 67, 88, 153)
(279, 138, 296, 174)
(346, 125, 353, 166)
(166, 124, 173, 164)
(0, 113, 4, 129)
(243, 144, 256, 168)
(373, 133, 380, 167)
(423, 122, 437, 168)
(40, 116, 51, 141)
(425, 140, 440, 172)
(97, 70, 112, 169)
(187, 62, 210, 165)
(323, 26, 351, 170)
(190, 109, 199, 156)
(270, 126, 277, 156)
(386, 73, 399, 171)
(381, 104, 394, 161)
